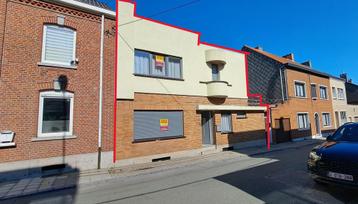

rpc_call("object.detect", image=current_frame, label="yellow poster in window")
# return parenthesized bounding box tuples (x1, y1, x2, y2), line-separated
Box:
(160, 119, 169, 131)
(155, 55, 164, 67)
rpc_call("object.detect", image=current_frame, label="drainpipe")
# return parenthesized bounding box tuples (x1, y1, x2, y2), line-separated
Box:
(98, 15, 105, 169)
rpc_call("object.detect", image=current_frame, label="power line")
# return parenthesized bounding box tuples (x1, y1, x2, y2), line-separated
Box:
(118, 0, 201, 27)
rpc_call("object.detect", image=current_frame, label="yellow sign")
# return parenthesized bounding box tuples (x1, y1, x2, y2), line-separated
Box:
(160, 119, 169, 131)
(155, 55, 164, 67)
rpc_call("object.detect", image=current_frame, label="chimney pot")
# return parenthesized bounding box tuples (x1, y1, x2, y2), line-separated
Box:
(282, 53, 294, 61)
(301, 60, 312, 68)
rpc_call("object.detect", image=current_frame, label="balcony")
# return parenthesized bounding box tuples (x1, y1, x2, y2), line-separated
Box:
(206, 81, 229, 98)
(205, 49, 227, 65)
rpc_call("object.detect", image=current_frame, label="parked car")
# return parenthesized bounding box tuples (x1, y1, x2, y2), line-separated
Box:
(308, 122, 358, 186)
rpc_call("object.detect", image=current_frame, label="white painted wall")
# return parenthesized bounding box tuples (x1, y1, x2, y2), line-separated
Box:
(116, 1, 247, 99)
(330, 77, 348, 128)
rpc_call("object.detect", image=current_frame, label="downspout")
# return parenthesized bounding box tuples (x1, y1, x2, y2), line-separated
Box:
(279, 67, 285, 102)
(97, 14, 105, 169)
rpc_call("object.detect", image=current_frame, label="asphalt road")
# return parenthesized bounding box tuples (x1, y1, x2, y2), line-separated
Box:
(3, 141, 358, 204)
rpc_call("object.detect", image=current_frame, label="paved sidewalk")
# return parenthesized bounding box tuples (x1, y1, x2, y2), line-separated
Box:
(0, 138, 323, 200)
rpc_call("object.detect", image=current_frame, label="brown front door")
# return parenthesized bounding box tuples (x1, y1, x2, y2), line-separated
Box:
(274, 118, 291, 143)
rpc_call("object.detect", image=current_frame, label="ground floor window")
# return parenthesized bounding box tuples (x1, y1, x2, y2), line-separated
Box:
(220, 113, 233, 133)
(38, 91, 74, 137)
(133, 111, 184, 141)
(322, 113, 331, 127)
(297, 113, 309, 130)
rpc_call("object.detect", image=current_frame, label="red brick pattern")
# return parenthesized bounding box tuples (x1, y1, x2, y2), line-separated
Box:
(0, 0, 114, 162)
(116, 93, 266, 160)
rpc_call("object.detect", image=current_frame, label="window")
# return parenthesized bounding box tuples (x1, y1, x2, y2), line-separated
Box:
(330, 123, 358, 142)
(41, 25, 76, 66)
(211, 64, 220, 81)
(294, 81, 306, 97)
(319, 86, 328, 99)
(236, 111, 247, 119)
(133, 111, 184, 141)
(332, 87, 337, 99)
(337, 88, 345, 100)
(340, 111, 347, 124)
(220, 113, 233, 133)
(134, 50, 182, 79)
(311, 84, 317, 98)
(38, 91, 74, 137)
(322, 113, 331, 127)
(297, 113, 310, 129)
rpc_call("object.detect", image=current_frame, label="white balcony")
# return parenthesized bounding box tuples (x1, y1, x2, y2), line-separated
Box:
(206, 81, 229, 98)
(205, 49, 227, 65)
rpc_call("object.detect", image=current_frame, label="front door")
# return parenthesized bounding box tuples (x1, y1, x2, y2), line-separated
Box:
(274, 118, 291, 143)
(335, 111, 340, 128)
(314, 113, 321, 136)
(201, 112, 213, 145)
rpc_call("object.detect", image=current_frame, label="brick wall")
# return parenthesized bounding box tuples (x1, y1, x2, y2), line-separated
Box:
(271, 69, 335, 140)
(0, 0, 115, 162)
(116, 93, 266, 160)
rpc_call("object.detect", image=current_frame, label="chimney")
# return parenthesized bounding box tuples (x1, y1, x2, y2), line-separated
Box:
(301, 60, 312, 68)
(340, 73, 348, 82)
(282, 53, 294, 61)
(255, 46, 263, 51)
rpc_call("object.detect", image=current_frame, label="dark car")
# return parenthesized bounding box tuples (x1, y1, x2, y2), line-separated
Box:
(308, 122, 358, 186)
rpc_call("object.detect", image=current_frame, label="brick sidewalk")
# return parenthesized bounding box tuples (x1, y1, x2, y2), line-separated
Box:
(0, 138, 323, 200)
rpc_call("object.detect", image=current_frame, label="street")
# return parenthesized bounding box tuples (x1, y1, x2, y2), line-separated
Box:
(3, 141, 358, 204)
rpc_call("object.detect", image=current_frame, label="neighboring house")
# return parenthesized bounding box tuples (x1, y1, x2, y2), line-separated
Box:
(340, 75, 358, 122)
(329, 76, 349, 128)
(115, 1, 268, 164)
(242, 46, 335, 143)
(0, 0, 115, 177)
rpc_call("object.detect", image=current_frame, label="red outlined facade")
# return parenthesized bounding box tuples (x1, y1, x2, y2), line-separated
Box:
(114, 0, 271, 162)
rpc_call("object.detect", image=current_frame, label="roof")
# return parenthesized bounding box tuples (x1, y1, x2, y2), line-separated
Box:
(243, 45, 330, 78)
(74, 0, 112, 10)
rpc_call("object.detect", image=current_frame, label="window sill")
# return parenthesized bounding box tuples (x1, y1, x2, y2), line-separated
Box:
(133, 74, 184, 81)
(298, 128, 310, 131)
(0, 142, 16, 147)
(132, 135, 185, 143)
(38, 62, 77, 69)
(295, 96, 308, 99)
(31, 135, 77, 142)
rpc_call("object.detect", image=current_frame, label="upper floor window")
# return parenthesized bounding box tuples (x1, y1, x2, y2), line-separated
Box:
(134, 50, 182, 79)
(337, 88, 345, 100)
(320, 86, 328, 99)
(294, 81, 306, 97)
(332, 87, 337, 99)
(211, 64, 220, 81)
(41, 25, 76, 67)
(311, 84, 317, 98)
(38, 91, 74, 137)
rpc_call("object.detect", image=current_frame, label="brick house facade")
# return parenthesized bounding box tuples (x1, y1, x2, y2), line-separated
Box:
(0, 0, 115, 175)
(242, 46, 336, 143)
(115, 1, 268, 165)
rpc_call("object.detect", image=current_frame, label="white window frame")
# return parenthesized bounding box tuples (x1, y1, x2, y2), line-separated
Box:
(322, 112, 331, 127)
(294, 80, 307, 98)
(337, 88, 345, 100)
(332, 87, 337, 100)
(297, 112, 310, 130)
(319, 85, 328, 100)
(220, 113, 233, 133)
(38, 91, 74, 137)
(41, 25, 77, 67)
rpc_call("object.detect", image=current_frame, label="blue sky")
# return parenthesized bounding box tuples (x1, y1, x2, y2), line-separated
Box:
(101, 0, 358, 83)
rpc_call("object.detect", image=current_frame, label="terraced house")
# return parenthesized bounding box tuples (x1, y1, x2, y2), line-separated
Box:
(115, 0, 269, 165)
(242, 46, 336, 143)
(0, 0, 115, 177)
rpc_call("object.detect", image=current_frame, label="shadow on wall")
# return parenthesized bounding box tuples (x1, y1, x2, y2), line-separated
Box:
(0, 165, 79, 204)
(225, 129, 266, 146)
(214, 142, 358, 203)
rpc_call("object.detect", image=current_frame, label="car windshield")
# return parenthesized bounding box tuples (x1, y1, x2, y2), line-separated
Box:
(331, 123, 358, 142)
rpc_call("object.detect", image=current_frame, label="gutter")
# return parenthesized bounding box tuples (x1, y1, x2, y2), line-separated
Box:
(285, 62, 330, 78)
(97, 15, 105, 169)
(46, 0, 116, 18)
